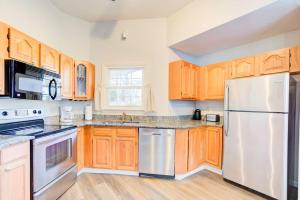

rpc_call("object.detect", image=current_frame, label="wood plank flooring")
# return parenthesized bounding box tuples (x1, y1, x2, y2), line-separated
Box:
(59, 170, 265, 200)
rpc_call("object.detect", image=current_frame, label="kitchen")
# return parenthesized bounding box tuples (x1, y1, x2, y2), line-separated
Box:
(0, 0, 300, 200)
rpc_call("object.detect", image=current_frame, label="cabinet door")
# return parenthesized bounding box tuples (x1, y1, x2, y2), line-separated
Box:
(188, 128, 206, 171)
(190, 65, 198, 99)
(115, 137, 138, 170)
(40, 44, 59, 73)
(86, 63, 95, 100)
(8, 28, 39, 66)
(60, 54, 74, 99)
(181, 62, 191, 98)
(92, 135, 114, 169)
(259, 48, 290, 75)
(196, 67, 206, 100)
(205, 62, 228, 100)
(77, 127, 85, 171)
(290, 45, 300, 73)
(175, 129, 189, 174)
(206, 127, 223, 168)
(230, 56, 255, 79)
(0, 22, 8, 95)
(74, 61, 88, 99)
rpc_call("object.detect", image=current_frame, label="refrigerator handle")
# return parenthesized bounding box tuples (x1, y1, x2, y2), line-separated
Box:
(224, 84, 229, 136)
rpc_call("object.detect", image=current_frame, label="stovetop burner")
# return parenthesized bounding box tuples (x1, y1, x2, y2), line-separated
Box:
(0, 119, 76, 138)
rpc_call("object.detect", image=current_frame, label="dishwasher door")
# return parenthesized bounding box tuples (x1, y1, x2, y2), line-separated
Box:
(139, 128, 175, 178)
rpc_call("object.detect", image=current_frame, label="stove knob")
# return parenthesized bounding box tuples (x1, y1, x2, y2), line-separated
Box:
(33, 110, 37, 114)
(38, 110, 42, 114)
(2, 111, 8, 116)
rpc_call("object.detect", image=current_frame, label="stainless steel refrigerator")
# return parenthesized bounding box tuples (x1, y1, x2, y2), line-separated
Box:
(223, 73, 289, 200)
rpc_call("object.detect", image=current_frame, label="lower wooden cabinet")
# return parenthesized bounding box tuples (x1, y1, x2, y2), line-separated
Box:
(175, 126, 223, 174)
(206, 127, 223, 168)
(0, 141, 30, 200)
(91, 127, 138, 171)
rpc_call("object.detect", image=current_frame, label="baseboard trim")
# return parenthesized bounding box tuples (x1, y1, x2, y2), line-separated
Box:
(78, 168, 139, 176)
(175, 164, 222, 180)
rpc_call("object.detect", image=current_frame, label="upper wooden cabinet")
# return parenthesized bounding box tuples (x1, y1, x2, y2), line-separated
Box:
(258, 48, 290, 75)
(206, 127, 223, 169)
(0, 22, 8, 95)
(230, 56, 255, 79)
(74, 61, 95, 100)
(0, 142, 30, 200)
(60, 54, 74, 99)
(169, 60, 198, 100)
(290, 45, 300, 73)
(205, 62, 229, 100)
(40, 44, 59, 73)
(8, 28, 40, 67)
(196, 67, 206, 100)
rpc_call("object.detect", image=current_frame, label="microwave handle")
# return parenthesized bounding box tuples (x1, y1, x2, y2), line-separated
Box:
(49, 79, 57, 100)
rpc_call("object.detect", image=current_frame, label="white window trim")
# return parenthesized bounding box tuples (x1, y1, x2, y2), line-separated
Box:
(101, 64, 145, 111)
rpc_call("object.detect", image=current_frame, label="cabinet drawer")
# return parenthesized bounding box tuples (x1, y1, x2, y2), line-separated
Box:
(0, 141, 30, 164)
(93, 127, 116, 136)
(116, 128, 137, 137)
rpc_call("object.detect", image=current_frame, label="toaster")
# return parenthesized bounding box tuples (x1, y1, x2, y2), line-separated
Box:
(206, 114, 220, 122)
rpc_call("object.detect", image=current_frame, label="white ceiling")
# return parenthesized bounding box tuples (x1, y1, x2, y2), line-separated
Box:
(50, 0, 193, 21)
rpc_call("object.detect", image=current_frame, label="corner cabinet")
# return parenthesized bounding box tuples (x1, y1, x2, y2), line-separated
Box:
(74, 61, 95, 100)
(205, 62, 229, 100)
(0, 142, 30, 200)
(40, 44, 59, 73)
(0, 22, 8, 95)
(169, 60, 198, 100)
(60, 54, 74, 99)
(8, 28, 40, 67)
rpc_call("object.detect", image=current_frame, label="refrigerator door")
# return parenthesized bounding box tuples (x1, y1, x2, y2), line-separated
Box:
(224, 73, 289, 113)
(223, 111, 288, 200)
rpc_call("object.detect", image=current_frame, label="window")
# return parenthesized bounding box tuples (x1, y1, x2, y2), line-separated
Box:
(103, 67, 144, 109)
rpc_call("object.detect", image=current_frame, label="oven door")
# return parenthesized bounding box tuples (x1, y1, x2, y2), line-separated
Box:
(33, 129, 77, 192)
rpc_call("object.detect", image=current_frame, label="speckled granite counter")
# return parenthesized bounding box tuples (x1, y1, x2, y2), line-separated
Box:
(0, 135, 33, 150)
(45, 118, 223, 129)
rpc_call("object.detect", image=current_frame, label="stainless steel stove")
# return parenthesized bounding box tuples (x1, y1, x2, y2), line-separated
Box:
(0, 109, 78, 200)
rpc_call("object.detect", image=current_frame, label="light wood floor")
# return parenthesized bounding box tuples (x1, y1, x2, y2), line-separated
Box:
(59, 170, 265, 200)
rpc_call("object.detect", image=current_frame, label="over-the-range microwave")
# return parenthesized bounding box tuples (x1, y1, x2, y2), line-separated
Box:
(1, 59, 61, 100)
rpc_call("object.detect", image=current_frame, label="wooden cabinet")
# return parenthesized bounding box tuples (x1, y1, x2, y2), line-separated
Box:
(290, 45, 300, 73)
(0, 142, 30, 200)
(175, 129, 189, 174)
(0, 22, 8, 95)
(258, 48, 290, 75)
(205, 62, 229, 100)
(196, 67, 206, 100)
(206, 127, 223, 169)
(40, 44, 59, 73)
(8, 28, 40, 67)
(188, 128, 206, 171)
(74, 61, 95, 100)
(115, 128, 138, 170)
(169, 60, 197, 100)
(92, 127, 138, 171)
(60, 54, 74, 99)
(230, 56, 255, 79)
(77, 127, 85, 171)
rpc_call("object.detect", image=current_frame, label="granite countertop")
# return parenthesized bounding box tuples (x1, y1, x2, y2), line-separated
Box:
(0, 135, 34, 150)
(46, 119, 223, 129)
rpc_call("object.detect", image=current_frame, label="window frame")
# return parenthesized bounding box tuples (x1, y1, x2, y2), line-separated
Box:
(101, 64, 145, 111)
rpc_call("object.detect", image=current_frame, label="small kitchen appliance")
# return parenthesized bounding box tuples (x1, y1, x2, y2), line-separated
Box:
(206, 114, 220, 122)
(60, 106, 73, 123)
(84, 105, 93, 121)
(192, 109, 201, 120)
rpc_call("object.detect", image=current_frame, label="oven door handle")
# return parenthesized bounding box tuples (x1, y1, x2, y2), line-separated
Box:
(33, 129, 76, 145)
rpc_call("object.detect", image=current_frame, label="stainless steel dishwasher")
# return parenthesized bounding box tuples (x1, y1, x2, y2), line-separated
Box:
(139, 128, 175, 178)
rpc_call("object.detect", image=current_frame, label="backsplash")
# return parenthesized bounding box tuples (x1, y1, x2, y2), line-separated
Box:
(196, 101, 224, 116)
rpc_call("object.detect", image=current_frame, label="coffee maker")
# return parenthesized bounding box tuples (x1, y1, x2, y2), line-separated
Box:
(60, 106, 73, 123)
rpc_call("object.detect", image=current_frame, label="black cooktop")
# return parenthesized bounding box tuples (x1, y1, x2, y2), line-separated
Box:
(0, 119, 76, 138)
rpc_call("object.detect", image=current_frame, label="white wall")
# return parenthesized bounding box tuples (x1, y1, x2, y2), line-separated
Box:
(0, 0, 93, 117)
(90, 18, 195, 116)
(167, 0, 277, 46)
